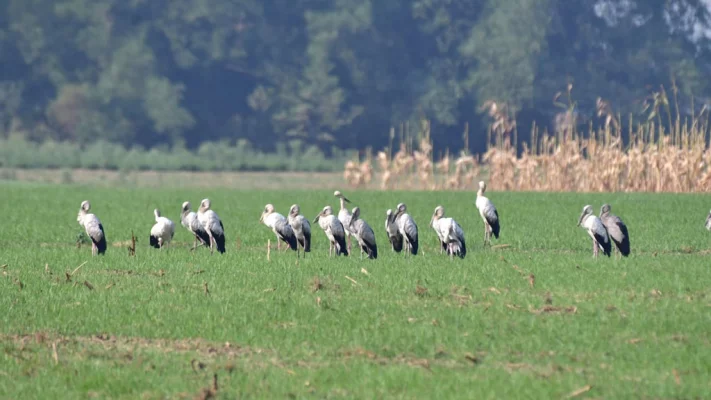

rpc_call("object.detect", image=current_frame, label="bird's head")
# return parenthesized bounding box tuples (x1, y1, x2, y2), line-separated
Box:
(289, 204, 300, 217)
(314, 205, 333, 223)
(260, 204, 275, 223)
(181, 201, 191, 212)
(350, 207, 361, 227)
(430, 205, 444, 226)
(154, 209, 161, 219)
(577, 205, 593, 226)
(199, 198, 211, 211)
(334, 190, 351, 203)
(393, 203, 406, 220)
(600, 204, 611, 216)
(80, 200, 91, 212)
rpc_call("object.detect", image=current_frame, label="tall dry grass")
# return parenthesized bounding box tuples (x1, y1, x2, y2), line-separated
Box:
(344, 85, 711, 192)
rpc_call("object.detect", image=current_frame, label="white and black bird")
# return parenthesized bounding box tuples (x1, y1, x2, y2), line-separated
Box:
(599, 204, 630, 257)
(313, 205, 348, 257)
(706, 209, 711, 231)
(288, 204, 311, 257)
(385, 208, 403, 253)
(334, 190, 353, 251)
(349, 206, 378, 259)
(77, 200, 107, 256)
(180, 201, 211, 251)
(430, 206, 466, 259)
(392, 203, 418, 255)
(149, 209, 175, 250)
(475, 181, 500, 246)
(260, 204, 297, 252)
(577, 205, 611, 258)
(197, 198, 226, 254)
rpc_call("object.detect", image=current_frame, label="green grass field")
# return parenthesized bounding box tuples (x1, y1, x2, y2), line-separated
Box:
(1, 182, 710, 399)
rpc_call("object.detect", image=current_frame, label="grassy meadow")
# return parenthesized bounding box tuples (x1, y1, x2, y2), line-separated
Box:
(1, 182, 710, 399)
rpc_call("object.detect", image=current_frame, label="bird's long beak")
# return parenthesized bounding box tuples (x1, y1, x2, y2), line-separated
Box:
(393, 210, 402, 221)
(576, 213, 585, 226)
(313, 214, 321, 223)
(343, 196, 351, 203)
(259, 212, 264, 223)
(429, 215, 435, 226)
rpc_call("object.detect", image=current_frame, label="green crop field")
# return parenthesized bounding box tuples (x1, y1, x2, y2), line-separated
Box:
(1, 182, 710, 399)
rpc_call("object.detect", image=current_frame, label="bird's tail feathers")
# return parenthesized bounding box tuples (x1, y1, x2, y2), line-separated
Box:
(149, 235, 160, 249)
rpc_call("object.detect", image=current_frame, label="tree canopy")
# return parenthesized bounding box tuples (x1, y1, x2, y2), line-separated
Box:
(1, 0, 710, 154)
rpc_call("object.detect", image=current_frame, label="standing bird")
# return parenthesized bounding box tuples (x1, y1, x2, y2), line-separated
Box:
(430, 206, 466, 259)
(197, 198, 226, 254)
(599, 204, 630, 257)
(334, 191, 353, 251)
(259, 204, 297, 252)
(349, 207, 378, 259)
(392, 203, 418, 255)
(288, 204, 311, 257)
(180, 201, 211, 251)
(149, 209, 175, 250)
(313, 206, 349, 257)
(475, 181, 500, 246)
(385, 209, 403, 253)
(577, 205, 611, 258)
(706, 210, 711, 231)
(77, 200, 107, 256)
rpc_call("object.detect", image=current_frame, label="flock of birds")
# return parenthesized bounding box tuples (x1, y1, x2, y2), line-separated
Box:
(75, 181, 637, 260)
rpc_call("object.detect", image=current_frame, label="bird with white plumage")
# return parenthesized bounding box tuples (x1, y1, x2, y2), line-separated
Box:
(334, 190, 353, 252)
(288, 204, 311, 258)
(77, 200, 107, 256)
(475, 181, 500, 246)
(577, 205, 611, 258)
(392, 203, 418, 255)
(385, 208, 403, 253)
(430, 205, 466, 260)
(706, 209, 711, 231)
(313, 205, 348, 257)
(349, 206, 378, 259)
(149, 209, 175, 250)
(197, 198, 226, 254)
(260, 204, 297, 252)
(180, 201, 211, 251)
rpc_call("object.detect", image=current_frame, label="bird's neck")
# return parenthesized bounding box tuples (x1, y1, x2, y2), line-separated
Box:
(477, 189, 484, 197)
(339, 198, 346, 210)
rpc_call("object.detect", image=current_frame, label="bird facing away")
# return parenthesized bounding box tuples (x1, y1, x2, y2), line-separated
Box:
(599, 204, 630, 257)
(197, 198, 226, 254)
(77, 200, 107, 256)
(430, 206, 466, 259)
(180, 201, 211, 251)
(334, 190, 353, 251)
(349, 206, 378, 259)
(313, 205, 348, 257)
(149, 209, 175, 250)
(288, 204, 311, 257)
(260, 204, 297, 252)
(392, 203, 418, 255)
(385, 208, 403, 253)
(577, 205, 611, 258)
(706, 209, 711, 231)
(476, 181, 500, 246)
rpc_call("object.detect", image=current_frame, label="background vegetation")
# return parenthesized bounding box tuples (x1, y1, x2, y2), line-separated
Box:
(2, 0, 711, 166)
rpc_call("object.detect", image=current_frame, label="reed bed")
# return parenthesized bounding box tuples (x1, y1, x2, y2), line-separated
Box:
(344, 87, 711, 192)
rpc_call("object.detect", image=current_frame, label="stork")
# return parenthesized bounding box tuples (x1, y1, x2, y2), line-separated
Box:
(288, 204, 311, 258)
(430, 206, 466, 260)
(259, 204, 297, 252)
(197, 198, 226, 254)
(149, 209, 175, 250)
(385, 209, 403, 253)
(334, 191, 353, 251)
(77, 200, 107, 256)
(392, 203, 418, 255)
(577, 205, 611, 258)
(475, 181, 500, 246)
(706, 209, 711, 231)
(349, 207, 378, 259)
(599, 204, 630, 258)
(313, 205, 348, 257)
(180, 201, 211, 251)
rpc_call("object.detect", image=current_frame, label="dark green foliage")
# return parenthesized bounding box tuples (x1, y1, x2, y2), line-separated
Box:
(1, 0, 710, 156)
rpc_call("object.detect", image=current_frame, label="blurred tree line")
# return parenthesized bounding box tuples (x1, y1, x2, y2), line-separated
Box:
(0, 0, 710, 155)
